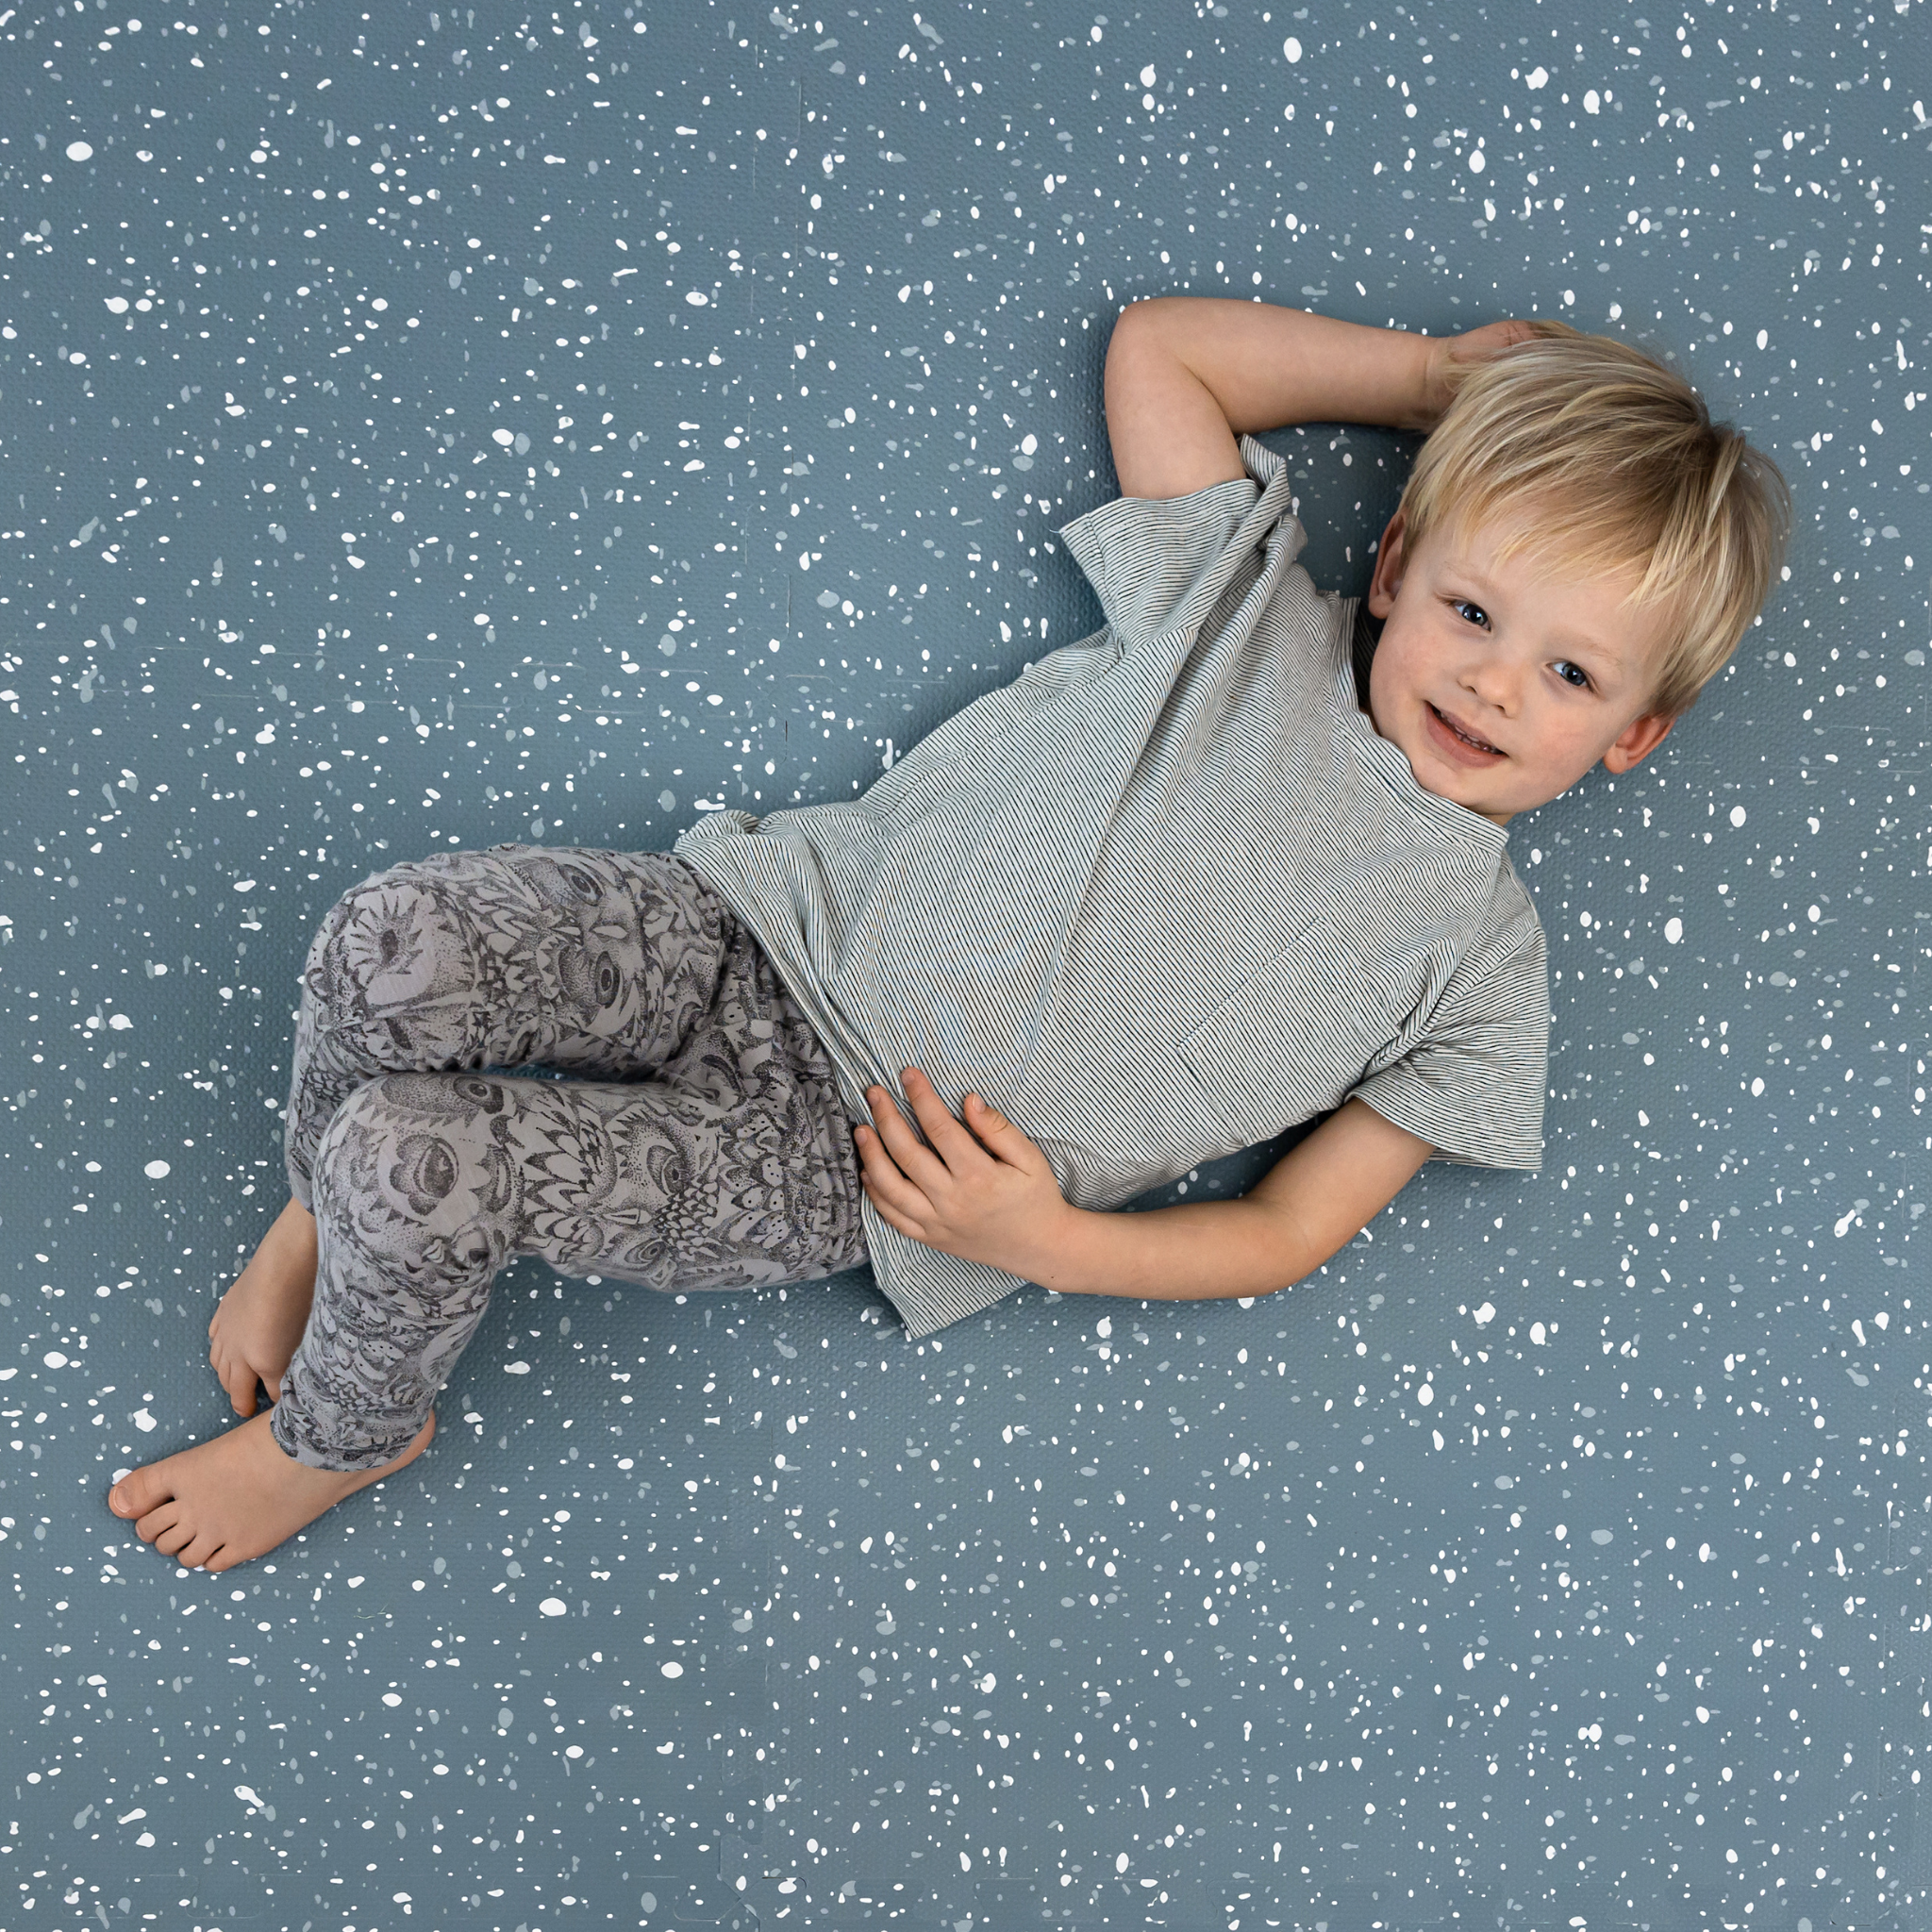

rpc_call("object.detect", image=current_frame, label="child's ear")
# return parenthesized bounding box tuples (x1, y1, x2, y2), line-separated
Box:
(1366, 509, 1408, 620)
(1601, 710, 1675, 774)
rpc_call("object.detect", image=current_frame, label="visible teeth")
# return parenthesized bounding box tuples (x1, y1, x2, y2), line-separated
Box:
(1436, 706, 1499, 754)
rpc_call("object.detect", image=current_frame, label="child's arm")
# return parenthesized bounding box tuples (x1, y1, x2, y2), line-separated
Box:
(858, 1074, 1432, 1304)
(1104, 297, 1537, 502)
(1047, 1099, 1434, 1302)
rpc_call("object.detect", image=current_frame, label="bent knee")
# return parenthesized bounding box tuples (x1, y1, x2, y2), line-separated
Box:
(311, 1073, 515, 1264)
(313, 858, 456, 952)
(301, 860, 481, 1019)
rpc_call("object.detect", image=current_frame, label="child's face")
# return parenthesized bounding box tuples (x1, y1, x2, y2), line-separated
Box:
(1364, 508, 1678, 826)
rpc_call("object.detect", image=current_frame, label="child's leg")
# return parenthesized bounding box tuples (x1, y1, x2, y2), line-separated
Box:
(207, 1192, 319, 1417)
(109, 894, 862, 1569)
(275, 1044, 864, 1471)
(276, 908, 863, 1470)
(213, 844, 741, 1413)
(282, 843, 744, 1211)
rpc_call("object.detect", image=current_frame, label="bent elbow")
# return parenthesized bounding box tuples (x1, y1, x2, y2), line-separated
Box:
(1112, 296, 1174, 342)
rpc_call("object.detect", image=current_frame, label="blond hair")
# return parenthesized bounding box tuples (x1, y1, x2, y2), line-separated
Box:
(1398, 319, 1792, 719)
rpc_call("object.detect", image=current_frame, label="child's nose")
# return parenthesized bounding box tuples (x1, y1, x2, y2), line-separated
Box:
(1459, 653, 1522, 712)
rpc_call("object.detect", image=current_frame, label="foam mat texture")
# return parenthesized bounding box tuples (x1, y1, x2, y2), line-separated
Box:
(0, 2, 1924, 1927)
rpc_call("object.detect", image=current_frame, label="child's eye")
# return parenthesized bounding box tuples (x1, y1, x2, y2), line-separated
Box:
(1553, 660, 1592, 691)
(1451, 599, 1490, 629)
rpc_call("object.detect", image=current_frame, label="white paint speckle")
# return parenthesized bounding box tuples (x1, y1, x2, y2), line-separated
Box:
(1283, 36, 1302, 62)
(142, 1159, 171, 1179)
(539, 1597, 568, 1617)
(67, 142, 95, 163)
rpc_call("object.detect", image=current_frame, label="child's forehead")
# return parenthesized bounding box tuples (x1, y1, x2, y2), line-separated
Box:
(1431, 508, 1641, 600)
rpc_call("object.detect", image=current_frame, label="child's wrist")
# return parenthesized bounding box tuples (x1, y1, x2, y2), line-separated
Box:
(1015, 1203, 1109, 1297)
(1403, 332, 1448, 434)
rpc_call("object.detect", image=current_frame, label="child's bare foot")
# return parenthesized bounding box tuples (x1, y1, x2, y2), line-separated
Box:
(208, 1195, 319, 1417)
(107, 1408, 436, 1573)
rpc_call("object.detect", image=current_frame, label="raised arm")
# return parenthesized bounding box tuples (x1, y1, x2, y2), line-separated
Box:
(1104, 297, 1439, 501)
(1103, 299, 1558, 502)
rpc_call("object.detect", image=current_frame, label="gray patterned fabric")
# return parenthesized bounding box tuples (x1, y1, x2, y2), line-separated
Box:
(676, 434, 1549, 1341)
(274, 845, 866, 1473)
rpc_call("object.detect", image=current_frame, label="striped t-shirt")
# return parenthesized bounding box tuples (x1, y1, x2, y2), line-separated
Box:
(675, 432, 1549, 1339)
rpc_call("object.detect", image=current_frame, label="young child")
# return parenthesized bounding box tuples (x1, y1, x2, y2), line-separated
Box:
(108, 300, 1790, 1572)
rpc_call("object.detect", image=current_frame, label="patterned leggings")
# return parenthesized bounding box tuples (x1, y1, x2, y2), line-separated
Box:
(272, 845, 867, 1473)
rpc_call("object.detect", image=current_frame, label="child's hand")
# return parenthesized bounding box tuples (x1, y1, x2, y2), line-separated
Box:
(856, 1068, 1075, 1276)
(1413, 316, 1561, 431)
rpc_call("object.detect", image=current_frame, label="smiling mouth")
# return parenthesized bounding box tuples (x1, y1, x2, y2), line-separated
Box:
(1429, 704, 1505, 758)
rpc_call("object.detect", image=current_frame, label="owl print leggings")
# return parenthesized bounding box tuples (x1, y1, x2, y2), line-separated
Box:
(270, 845, 868, 1473)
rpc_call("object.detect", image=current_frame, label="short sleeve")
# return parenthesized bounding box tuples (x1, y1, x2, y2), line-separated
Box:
(1347, 917, 1549, 1171)
(1057, 436, 1304, 655)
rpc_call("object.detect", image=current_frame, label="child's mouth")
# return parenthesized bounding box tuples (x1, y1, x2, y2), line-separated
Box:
(1425, 703, 1506, 762)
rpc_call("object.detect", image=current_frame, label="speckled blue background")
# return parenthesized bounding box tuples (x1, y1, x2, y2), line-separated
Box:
(1, 1, 1925, 1927)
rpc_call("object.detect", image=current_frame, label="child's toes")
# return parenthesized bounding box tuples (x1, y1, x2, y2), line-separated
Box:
(108, 1465, 170, 1521)
(215, 1355, 259, 1419)
(121, 1497, 179, 1544)
(152, 1518, 196, 1560)
(177, 1531, 223, 1573)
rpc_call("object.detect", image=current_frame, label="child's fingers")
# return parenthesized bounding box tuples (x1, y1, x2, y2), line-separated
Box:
(898, 1067, 984, 1168)
(860, 1094, 950, 1198)
(872, 1072, 968, 1184)
(855, 1129, 929, 1231)
(962, 1092, 1044, 1169)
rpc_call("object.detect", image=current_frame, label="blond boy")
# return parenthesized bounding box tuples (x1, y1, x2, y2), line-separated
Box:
(833, 303, 1790, 1319)
(108, 302, 1789, 1571)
